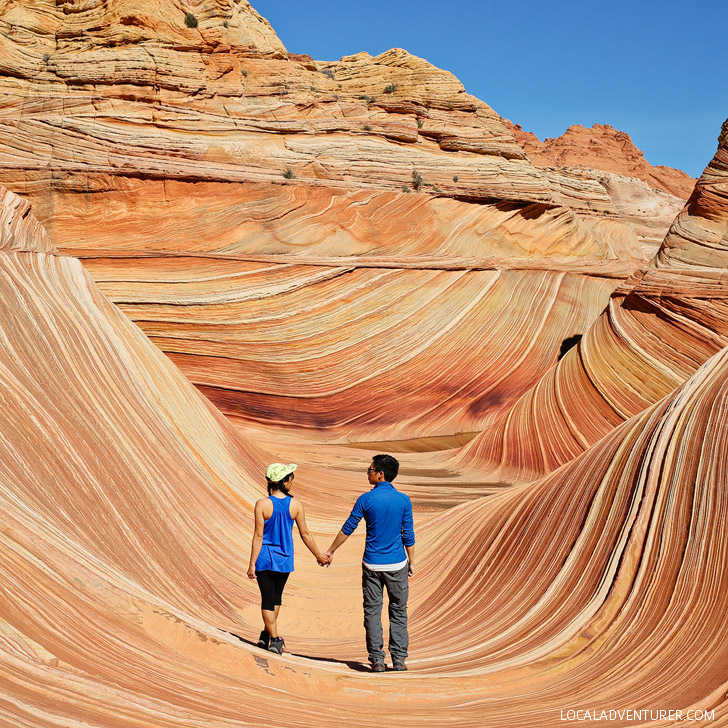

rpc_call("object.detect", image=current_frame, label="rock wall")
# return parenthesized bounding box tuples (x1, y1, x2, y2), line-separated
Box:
(0, 3, 727, 726)
(1, 183, 728, 726)
(458, 120, 728, 482)
(0, 0, 694, 441)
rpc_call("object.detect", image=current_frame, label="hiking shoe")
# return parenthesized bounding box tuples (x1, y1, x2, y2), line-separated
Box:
(371, 661, 386, 673)
(256, 630, 270, 650)
(268, 637, 285, 655)
(392, 660, 408, 671)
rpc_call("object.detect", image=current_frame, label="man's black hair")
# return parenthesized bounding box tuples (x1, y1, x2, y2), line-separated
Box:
(372, 453, 399, 482)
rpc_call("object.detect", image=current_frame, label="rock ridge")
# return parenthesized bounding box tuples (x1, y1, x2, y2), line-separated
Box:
(508, 120, 696, 199)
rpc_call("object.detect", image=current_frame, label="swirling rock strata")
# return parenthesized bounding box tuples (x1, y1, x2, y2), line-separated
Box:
(0, 185, 53, 252)
(459, 120, 728, 482)
(0, 0, 685, 236)
(0, 3, 551, 205)
(37, 182, 645, 261)
(0, 190, 265, 616)
(93, 260, 621, 439)
(0, 0, 695, 443)
(2, 186, 728, 725)
(27, 178, 637, 440)
(410, 343, 728, 723)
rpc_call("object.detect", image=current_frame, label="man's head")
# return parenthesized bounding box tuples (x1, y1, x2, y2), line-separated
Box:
(367, 454, 399, 484)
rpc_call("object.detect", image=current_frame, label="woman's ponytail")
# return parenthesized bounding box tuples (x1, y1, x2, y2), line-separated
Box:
(267, 475, 292, 497)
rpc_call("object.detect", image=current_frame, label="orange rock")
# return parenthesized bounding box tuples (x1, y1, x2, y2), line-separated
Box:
(0, 1, 727, 723)
(459, 120, 728, 482)
(507, 120, 696, 199)
(2, 181, 728, 725)
(0, 0, 675, 445)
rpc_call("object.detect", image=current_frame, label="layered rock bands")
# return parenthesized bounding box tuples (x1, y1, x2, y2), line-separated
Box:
(0, 2, 724, 727)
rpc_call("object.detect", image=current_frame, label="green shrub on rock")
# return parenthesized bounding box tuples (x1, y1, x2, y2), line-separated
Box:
(412, 169, 423, 191)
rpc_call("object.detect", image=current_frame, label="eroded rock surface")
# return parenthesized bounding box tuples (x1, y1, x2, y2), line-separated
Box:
(0, 0, 674, 441)
(1, 184, 728, 726)
(459, 120, 728, 482)
(0, 1, 726, 724)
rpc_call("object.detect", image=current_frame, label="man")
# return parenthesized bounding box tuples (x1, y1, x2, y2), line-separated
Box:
(326, 454, 415, 672)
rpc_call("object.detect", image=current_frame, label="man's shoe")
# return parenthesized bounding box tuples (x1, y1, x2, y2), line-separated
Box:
(256, 630, 270, 650)
(268, 636, 285, 655)
(392, 660, 408, 671)
(371, 661, 386, 673)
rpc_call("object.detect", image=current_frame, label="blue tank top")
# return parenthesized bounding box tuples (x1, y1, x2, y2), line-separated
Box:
(255, 496, 295, 573)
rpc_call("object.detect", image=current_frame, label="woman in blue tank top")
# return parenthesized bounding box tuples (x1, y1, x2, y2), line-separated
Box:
(247, 463, 329, 654)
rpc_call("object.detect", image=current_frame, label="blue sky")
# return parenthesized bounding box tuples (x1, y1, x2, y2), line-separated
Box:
(253, 0, 726, 178)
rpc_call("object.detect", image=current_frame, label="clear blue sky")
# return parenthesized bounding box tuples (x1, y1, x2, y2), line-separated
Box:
(253, 0, 726, 178)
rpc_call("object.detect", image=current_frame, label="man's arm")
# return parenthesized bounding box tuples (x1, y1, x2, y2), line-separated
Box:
(402, 496, 415, 575)
(405, 544, 415, 575)
(326, 496, 364, 562)
(325, 529, 350, 562)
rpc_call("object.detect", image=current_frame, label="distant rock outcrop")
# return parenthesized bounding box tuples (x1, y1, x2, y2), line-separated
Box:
(508, 121, 696, 199)
(0, 0, 684, 241)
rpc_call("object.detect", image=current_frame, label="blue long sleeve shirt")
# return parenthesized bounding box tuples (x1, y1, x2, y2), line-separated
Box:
(341, 482, 415, 565)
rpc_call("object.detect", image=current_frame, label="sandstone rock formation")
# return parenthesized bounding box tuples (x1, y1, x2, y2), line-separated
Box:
(0, 0, 670, 442)
(0, 0, 698, 444)
(2, 185, 728, 726)
(458, 120, 728, 483)
(506, 121, 694, 250)
(0, 0, 687, 243)
(414, 343, 728, 721)
(508, 121, 696, 199)
(0, 0, 726, 724)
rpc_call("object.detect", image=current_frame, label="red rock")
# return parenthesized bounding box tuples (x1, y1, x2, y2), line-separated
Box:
(0, 2, 727, 725)
(507, 121, 696, 199)
(2, 176, 728, 725)
(0, 0, 672, 442)
(459, 119, 728, 482)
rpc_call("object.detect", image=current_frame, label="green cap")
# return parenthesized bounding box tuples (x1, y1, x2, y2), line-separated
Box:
(265, 463, 298, 483)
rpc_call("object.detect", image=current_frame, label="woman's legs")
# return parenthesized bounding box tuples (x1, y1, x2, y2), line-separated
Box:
(257, 572, 289, 640)
(261, 608, 278, 638)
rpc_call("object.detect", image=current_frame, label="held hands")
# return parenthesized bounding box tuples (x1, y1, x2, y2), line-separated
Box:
(316, 552, 332, 567)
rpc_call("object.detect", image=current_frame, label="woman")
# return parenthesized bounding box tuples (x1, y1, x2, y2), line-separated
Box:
(247, 462, 329, 654)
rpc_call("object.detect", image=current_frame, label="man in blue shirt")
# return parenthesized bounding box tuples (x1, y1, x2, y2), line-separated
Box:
(326, 454, 415, 672)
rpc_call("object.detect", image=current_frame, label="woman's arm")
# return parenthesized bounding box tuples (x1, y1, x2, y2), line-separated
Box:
(292, 499, 329, 565)
(247, 500, 267, 578)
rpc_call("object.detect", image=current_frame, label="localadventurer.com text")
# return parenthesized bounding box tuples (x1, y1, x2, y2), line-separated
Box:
(560, 709, 715, 722)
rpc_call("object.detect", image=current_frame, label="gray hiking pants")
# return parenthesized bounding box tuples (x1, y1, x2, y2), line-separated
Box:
(362, 563, 409, 663)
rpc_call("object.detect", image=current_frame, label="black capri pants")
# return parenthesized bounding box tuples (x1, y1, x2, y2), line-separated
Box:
(256, 570, 290, 611)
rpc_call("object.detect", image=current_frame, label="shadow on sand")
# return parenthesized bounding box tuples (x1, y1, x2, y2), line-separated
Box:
(222, 631, 372, 672)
